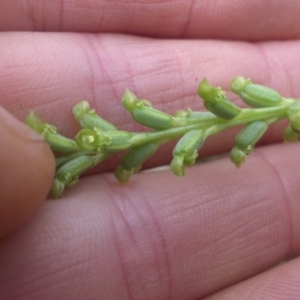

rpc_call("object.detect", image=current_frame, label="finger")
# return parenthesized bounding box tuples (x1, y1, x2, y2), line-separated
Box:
(0, 106, 55, 238)
(205, 258, 300, 300)
(1, 32, 300, 171)
(0, 142, 300, 299)
(1, 0, 300, 40)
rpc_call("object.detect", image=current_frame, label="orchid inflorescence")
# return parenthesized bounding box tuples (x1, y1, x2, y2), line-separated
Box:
(25, 76, 300, 198)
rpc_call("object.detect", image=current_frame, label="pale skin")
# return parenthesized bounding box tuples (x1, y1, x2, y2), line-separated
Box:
(1, 1, 300, 299)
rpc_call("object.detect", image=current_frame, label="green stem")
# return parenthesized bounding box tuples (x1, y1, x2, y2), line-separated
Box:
(206, 105, 288, 136)
(129, 105, 288, 147)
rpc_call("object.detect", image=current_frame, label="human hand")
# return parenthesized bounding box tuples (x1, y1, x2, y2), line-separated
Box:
(1, 1, 300, 299)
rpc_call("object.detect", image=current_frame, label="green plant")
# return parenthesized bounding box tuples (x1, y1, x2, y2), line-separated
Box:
(25, 76, 300, 198)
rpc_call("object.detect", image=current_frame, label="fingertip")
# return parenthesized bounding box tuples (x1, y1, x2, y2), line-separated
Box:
(0, 106, 55, 238)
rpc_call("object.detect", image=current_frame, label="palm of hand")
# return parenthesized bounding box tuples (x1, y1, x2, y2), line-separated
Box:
(1, 1, 300, 299)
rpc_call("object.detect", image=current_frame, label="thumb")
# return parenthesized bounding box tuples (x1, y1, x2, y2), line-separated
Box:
(0, 106, 55, 238)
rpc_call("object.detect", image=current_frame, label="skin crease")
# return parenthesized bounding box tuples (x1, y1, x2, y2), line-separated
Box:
(2, 1, 300, 299)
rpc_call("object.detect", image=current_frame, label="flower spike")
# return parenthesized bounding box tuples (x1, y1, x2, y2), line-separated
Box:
(24, 77, 299, 198)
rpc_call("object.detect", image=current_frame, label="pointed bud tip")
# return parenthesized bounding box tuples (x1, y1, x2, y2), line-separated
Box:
(50, 179, 65, 199)
(230, 147, 246, 168)
(198, 78, 212, 99)
(115, 165, 131, 183)
(170, 155, 185, 177)
(73, 101, 90, 121)
(25, 111, 44, 133)
(230, 76, 247, 94)
(122, 89, 138, 111)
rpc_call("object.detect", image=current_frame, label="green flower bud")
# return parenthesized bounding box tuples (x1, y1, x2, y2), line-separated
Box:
(122, 89, 174, 129)
(114, 165, 134, 183)
(56, 155, 96, 187)
(55, 151, 94, 168)
(170, 155, 185, 177)
(80, 114, 117, 132)
(75, 128, 109, 151)
(287, 101, 300, 131)
(25, 111, 79, 153)
(230, 76, 249, 94)
(235, 121, 268, 154)
(50, 179, 65, 199)
(173, 110, 218, 126)
(132, 107, 174, 129)
(198, 78, 241, 119)
(121, 89, 147, 111)
(231, 77, 283, 108)
(76, 128, 134, 152)
(73, 100, 90, 120)
(73, 101, 117, 131)
(171, 130, 205, 177)
(102, 131, 133, 151)
(25, 110, 44, 133)
(173, 129, 205, 162)
(44, 130, 79, 153)
(231, 121, 267, 167)
(283, 125, 299, 142)
(115, 143, 159, 182)
(230, 146, 246, 168)
(186, 110, 217, 121)
(121, 143, 159, 170)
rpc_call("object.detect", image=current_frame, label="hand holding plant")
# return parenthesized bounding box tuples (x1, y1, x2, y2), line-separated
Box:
(2, 2, 300, 300)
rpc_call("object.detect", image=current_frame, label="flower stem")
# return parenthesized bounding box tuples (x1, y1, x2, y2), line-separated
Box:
(24, 76, 299, 198)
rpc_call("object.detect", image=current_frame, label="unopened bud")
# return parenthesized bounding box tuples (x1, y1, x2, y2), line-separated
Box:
(25, 111, 79, 153)
(73, 101, 117, 131)
(230, 146, 246, 168)
(50, 179, 65, 199)
(198, 78, 241, 119)
(231, 77, 283, 108)
(235, 121, 268, 154)
(122, 90, 174, 129)
(170, 155, 185, 177)
(171, 129, 205, 176)
(115, 143, 159, 182)
(56, 155, 96, 187)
